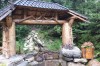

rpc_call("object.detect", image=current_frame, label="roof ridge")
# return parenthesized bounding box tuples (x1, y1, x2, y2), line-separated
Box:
(14, 0, 22, 4)
(54, 3, 68, 10)
(27, 0, 60, 5)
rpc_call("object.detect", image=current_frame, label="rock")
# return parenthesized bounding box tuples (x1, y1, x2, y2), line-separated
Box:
(67, 62, 85, 66)
(29, 61, 45, 66)
(29, 61, 39, 66)
(74, 58, 87, 63)
(24, 53, 37, 62)
(8, 55, 24, 63)
(25, 57, 34, 62)
(36, 62, 45, 66)
(53, 53, 59, 59)
(62, 57, 73, 62)
(17, 61, 29, 66)
(43, 52, 59, 60)
(87, 59, 100, 66)
(23, 30, 45, 53)
(44, 53, 53, 60)
(44, 60, 66, 66)
(61, 46, 81, 58)
(0, 55, 24, 66)
(35, 55, 44, 62)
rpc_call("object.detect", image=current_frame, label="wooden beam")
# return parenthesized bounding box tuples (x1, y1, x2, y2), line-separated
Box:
(68, 12, 87, 22)
(14, 19, 66, 25)
(16, 16, 33, 23)
(68, 16, 77, 27)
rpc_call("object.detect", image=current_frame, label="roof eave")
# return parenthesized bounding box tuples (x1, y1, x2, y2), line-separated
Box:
(68, 10, 88, 22)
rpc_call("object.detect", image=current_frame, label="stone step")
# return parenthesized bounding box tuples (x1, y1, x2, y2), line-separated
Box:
(74, 58, 87, 63)
(17, 61, 28, 66)
(67, 62, 85, 66)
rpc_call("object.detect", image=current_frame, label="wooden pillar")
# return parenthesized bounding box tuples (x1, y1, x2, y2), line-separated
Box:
(2, 16, 16, 58)
(2, 23, 10, 58)
(62, 16, 76, 46)
(62, 22, 73, 46)
(9, 22, 16, 56)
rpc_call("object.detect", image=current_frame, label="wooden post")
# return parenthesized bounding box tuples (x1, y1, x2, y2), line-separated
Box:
(2, 16, 16, 58)
(62, 16, 76, 46)
(62, 22, 73, 46)
(9, 20, 16, 56)
(2, 23, 10, 58)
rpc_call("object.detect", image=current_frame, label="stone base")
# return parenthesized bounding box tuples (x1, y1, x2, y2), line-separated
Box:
(74, 58, 87, 63)
(0, 55, 24, 66)
(61, 46, 81, 58)
(67, 62, 85, 66)
(44, 60, 66, 66)
(0, 54, 87, 66)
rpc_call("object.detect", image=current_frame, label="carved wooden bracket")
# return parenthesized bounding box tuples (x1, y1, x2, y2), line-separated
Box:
(68, 16, 77, 27)
(6, 16, 12, 28)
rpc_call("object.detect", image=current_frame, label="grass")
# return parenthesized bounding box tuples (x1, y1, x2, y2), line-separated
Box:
(47, 39, 62, 51)
(16, 40, 24, 54)
(0, 63, 6, 66)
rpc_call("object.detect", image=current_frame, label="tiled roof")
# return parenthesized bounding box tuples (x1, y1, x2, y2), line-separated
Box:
(0, 0, 88, 21)
(14, 0, 68, 10)
(0, 5, 14, 21)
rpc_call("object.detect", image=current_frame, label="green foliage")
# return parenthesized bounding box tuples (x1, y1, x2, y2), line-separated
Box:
(47, 39, 62, 51)
(16, 25, 31, 41)
(37, 28, 62, 51)
(16, 40, 24, 54)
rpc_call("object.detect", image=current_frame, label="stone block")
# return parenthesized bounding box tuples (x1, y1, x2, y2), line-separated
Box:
(44, 52, 59, 60)
(87, 59, 100, 66)
(53, 53, 59, 59)
(44, 53, 53, 60)
(29, 61, 38, 66)
(67, 62, 85, 66)
(17, 61, 28, 66)
(29, 61, 44, 66)
(62, 57, 73, 62)
(44, 60, 66, 66)
(74, 58, 87, 63)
